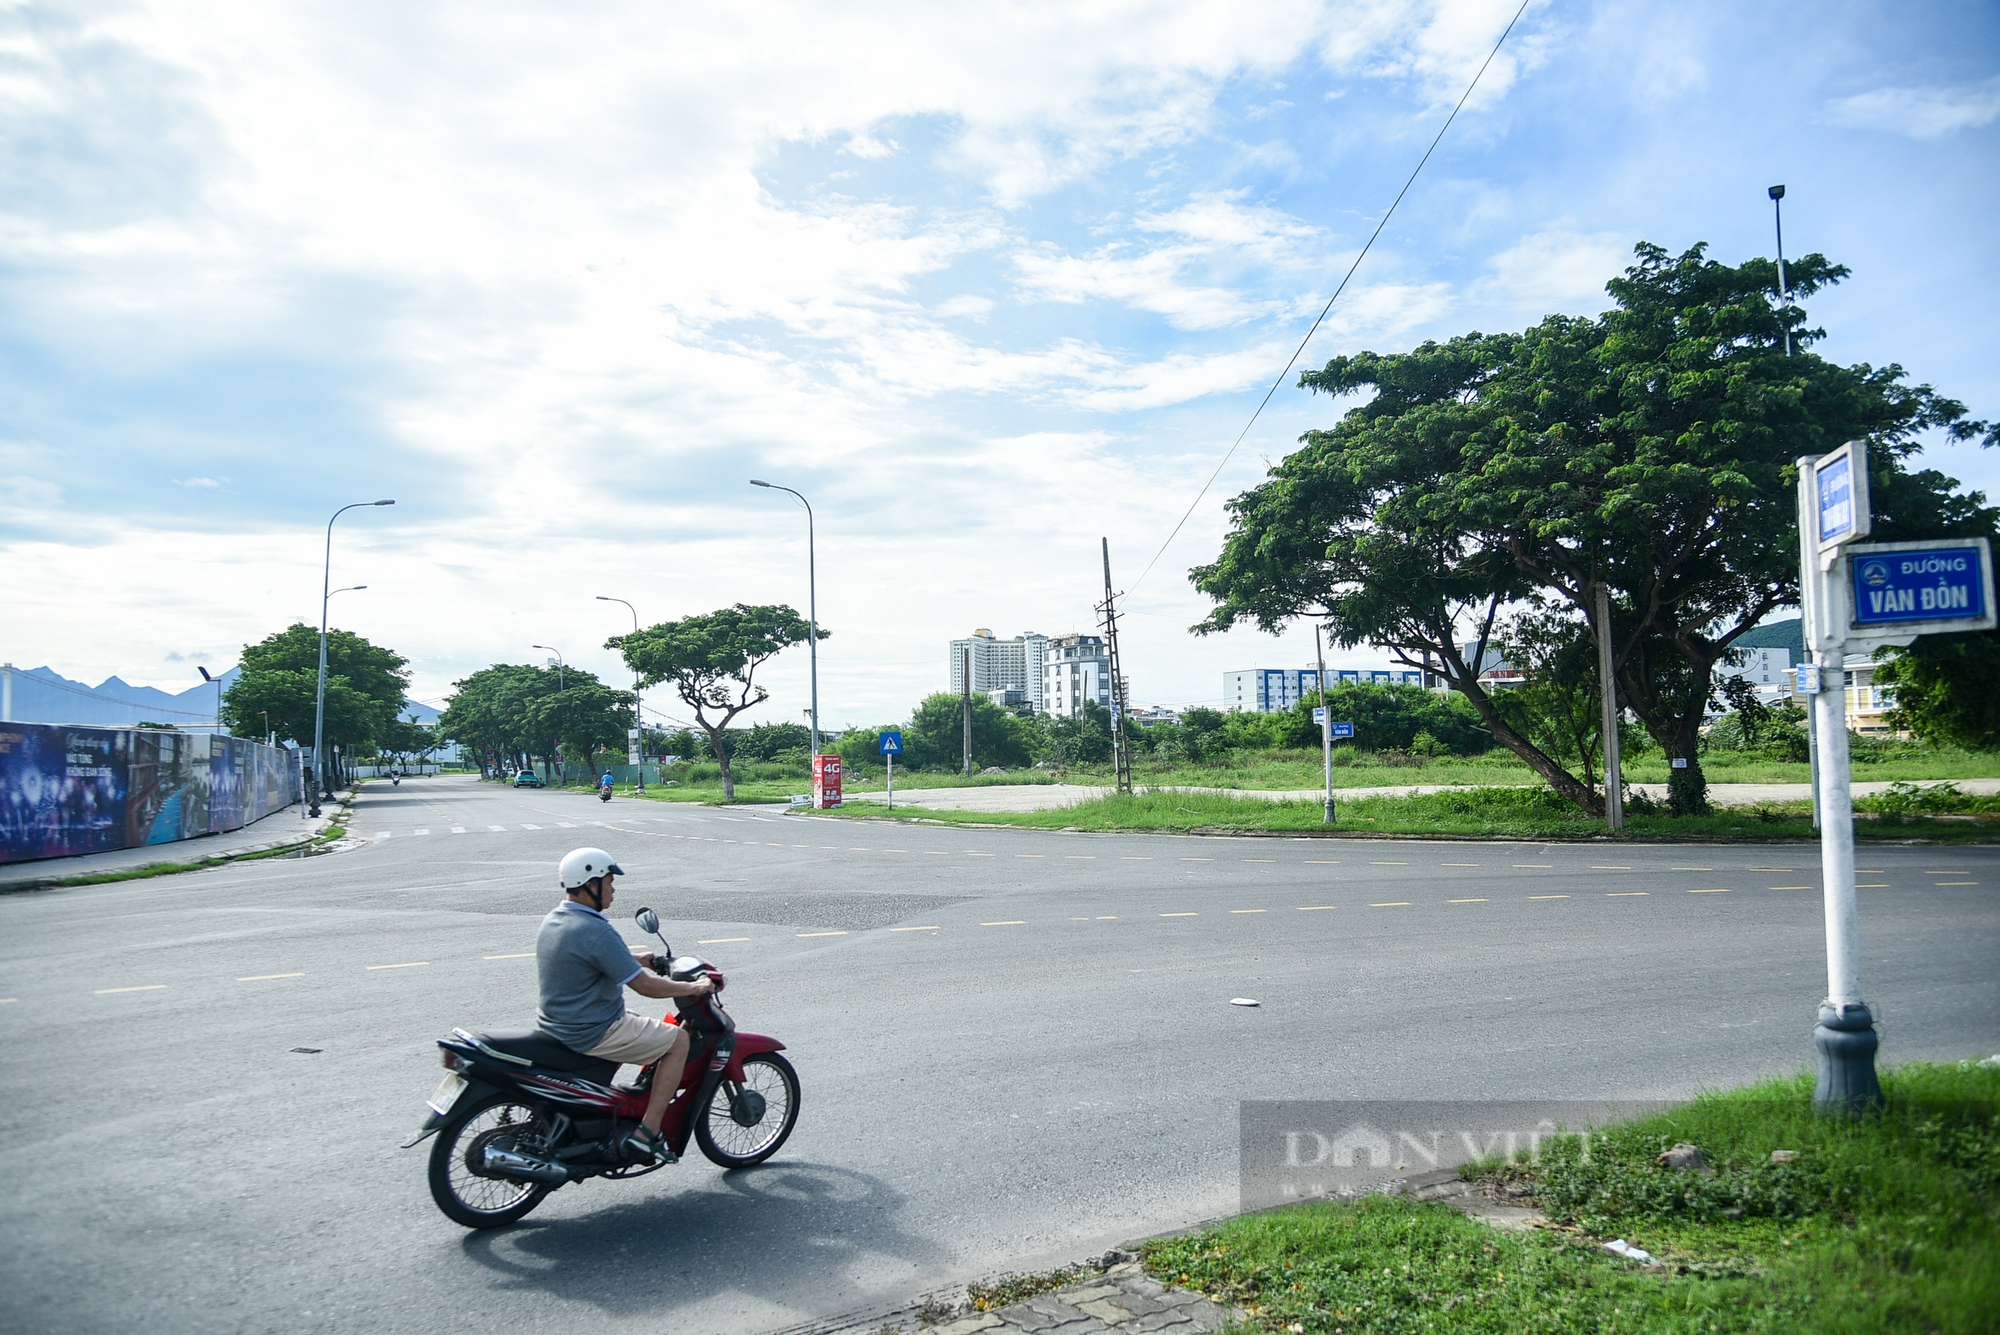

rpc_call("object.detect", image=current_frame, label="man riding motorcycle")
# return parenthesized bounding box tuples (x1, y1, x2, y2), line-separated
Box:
(539, 847, 714, 1163)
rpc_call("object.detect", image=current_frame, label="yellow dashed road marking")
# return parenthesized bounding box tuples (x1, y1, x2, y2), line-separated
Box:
(1441, 862, 1479, 867)
(95, 985, 167, 994)
(1161, 912, 1199, 917)
(1017, 854, 1045, 859)
(1688, 889, 1732, 895)
(1771, 886, 1813, 891)
(981, 920, 1026, 927)
(1448, 898, 1487, 903)
(1672, 866, 1712, 871)
(1514, 864, 1553, 869)
(1298, 905, 1336, 911)
(1371, 861, 1407, 866)
(699, 937, 750, 944)
(1243, 859, 1275, 863)
(1231, 909, 1267, 914)
(483, 953, 533, 960)
(1371, 901, 1412, 907)
(889, 926, 940, 932)
(1180, 858, 1213, 862)
(1528, 895, 1568, 901)
(1591, 865, 1632, 871)
(797, 931, 847, 939)
(368, 962, 429, 970)
(1606, 892, 1649, 897)
(1122, 856, 1153, 861)
(1304, 859, 1341, 864)
(239, 972, 306, 981)
(1067, 855, 1096, 860)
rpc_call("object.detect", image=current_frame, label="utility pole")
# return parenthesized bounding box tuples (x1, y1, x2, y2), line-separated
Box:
(961, 647, 973, 776)
(1313, 623, 1334, 823)
(1098, 539, 1133, 795)
(1594, 584, 1624, 830)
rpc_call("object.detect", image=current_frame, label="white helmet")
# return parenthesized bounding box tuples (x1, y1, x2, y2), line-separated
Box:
(559, 846, 624, 891)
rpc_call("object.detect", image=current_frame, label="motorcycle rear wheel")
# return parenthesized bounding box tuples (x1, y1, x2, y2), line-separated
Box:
(428, 1094, 555, 1228)
(695, 1053, 800, 1168)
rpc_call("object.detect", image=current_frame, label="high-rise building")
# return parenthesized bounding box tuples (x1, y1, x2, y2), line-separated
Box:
(1043, 633, 1116, 716)
(949, 629, 1050, 709)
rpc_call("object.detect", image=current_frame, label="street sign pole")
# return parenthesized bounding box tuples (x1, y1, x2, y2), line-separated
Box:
(878, 730, 904, 814)
(1798, 443, 1877, 1116)
(1792, 443, 1998, 1116)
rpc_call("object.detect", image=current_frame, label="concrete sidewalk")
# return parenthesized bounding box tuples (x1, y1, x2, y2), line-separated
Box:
(841, 777, 2000, 814)
(0, 802, 338, 891)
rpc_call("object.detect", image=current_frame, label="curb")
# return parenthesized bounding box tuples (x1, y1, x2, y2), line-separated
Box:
(0, 792, 355, 893)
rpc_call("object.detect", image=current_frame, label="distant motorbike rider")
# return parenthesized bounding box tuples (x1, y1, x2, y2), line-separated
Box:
(538, 848, 713, 1163)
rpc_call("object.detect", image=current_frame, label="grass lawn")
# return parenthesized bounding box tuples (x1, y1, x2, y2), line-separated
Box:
(816, 786, 2000, 843)
(1144, 1062, 2000, 1334)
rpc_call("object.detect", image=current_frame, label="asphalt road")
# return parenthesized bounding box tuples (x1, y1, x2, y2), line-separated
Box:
(2, 775, 1995, 1335)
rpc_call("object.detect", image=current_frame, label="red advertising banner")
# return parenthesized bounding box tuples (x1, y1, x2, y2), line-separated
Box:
(811, 753, 842, 809)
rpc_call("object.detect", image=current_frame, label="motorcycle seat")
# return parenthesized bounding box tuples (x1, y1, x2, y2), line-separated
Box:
(470, 1028, 620, 1083)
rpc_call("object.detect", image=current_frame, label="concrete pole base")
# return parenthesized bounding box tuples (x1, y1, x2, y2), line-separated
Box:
(1322, 800, 1336, 825)
(1812, 1001, 1884, 1116)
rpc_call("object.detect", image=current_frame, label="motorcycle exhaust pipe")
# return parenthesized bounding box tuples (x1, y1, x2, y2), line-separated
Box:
(480, 1146, 571, 1185)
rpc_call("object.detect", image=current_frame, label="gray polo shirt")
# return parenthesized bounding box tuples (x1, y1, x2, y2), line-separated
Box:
(535, 901, 643, 1051)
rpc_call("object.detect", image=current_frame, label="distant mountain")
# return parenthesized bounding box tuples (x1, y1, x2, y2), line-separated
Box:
(1, 663, 437, 734)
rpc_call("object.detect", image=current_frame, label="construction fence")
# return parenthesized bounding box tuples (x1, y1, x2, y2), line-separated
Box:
(0, 723, 302, 865)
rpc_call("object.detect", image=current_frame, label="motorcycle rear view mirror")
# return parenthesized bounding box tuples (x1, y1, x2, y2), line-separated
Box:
(634, 907, 660, 935)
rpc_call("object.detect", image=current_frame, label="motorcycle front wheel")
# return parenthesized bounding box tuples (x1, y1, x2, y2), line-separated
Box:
(695, 1052, 800, 1168)
(428, 1094, 555, 1228)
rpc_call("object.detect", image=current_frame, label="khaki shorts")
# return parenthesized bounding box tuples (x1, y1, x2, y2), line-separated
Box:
(584, 1011, 681, 1066)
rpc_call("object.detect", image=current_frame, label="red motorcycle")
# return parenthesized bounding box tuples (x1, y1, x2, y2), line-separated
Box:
(408, 906, 799, 1228)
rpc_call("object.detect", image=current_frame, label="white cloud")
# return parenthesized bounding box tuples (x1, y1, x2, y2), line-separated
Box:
(1478, 229, 1629, 310)
(1824, 77, 2000, 141)
(173, 475, 222, 487)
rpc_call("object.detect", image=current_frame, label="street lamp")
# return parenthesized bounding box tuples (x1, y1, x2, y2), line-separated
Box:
(197, 666, 224, 736)
(312, 501, 393, 816)
(749, 479, 820, 761)
(598, 596, 644, 792)
(1768, 184, 1790, 357)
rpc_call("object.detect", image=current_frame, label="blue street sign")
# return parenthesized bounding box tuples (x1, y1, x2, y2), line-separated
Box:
(1818, 454, 1855, 544)
(1331, 721, 1355, 739)
(877, 730, 903, 756)
(1312, 707, 1326, 724)
(1850, 540, 1994, 630)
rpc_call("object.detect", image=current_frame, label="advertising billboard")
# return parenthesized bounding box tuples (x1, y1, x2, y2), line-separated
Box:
(1, 725, 300, 866)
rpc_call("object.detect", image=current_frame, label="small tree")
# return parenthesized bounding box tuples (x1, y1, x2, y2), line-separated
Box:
(612, 604, 824, 800)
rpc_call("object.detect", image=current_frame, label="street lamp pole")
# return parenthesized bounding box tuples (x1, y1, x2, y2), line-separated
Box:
(598, 596, 644, 792)
(311, 501, 392, 817)
(749, 480, 820, 760)
(198, 666, 224, 735)
(1769, 184, 1791, 357)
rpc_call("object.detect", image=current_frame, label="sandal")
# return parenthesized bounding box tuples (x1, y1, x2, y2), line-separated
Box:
(621, 1125, 676, 1164)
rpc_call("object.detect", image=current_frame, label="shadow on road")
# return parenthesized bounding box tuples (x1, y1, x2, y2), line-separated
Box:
(453, 1160, 939, 1317)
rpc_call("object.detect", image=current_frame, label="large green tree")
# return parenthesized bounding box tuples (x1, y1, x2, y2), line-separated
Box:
(1194, 241, 1991, 815)
(221, 623, 410, 758)
(438, 664, 632, 778)
(612, 604, 824, 799)
(904, 692, 1034, 771)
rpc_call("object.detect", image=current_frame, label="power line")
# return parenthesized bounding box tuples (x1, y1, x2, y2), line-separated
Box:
(1130, 0, 1534, 593)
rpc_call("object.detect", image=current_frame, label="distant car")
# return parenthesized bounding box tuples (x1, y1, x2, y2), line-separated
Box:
(512, 771, 545, 788)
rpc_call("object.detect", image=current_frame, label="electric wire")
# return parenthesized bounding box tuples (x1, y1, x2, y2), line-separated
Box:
(1129, 0, 1534, 593)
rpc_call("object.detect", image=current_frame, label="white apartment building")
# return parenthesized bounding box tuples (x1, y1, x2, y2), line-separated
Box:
(949, 629, 1050, 708)
(1043, 634, 1114, 716)
(1224, 666, 1426, 712)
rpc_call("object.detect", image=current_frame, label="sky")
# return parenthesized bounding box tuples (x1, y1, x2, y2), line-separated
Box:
(4, 0, 1998, 733)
